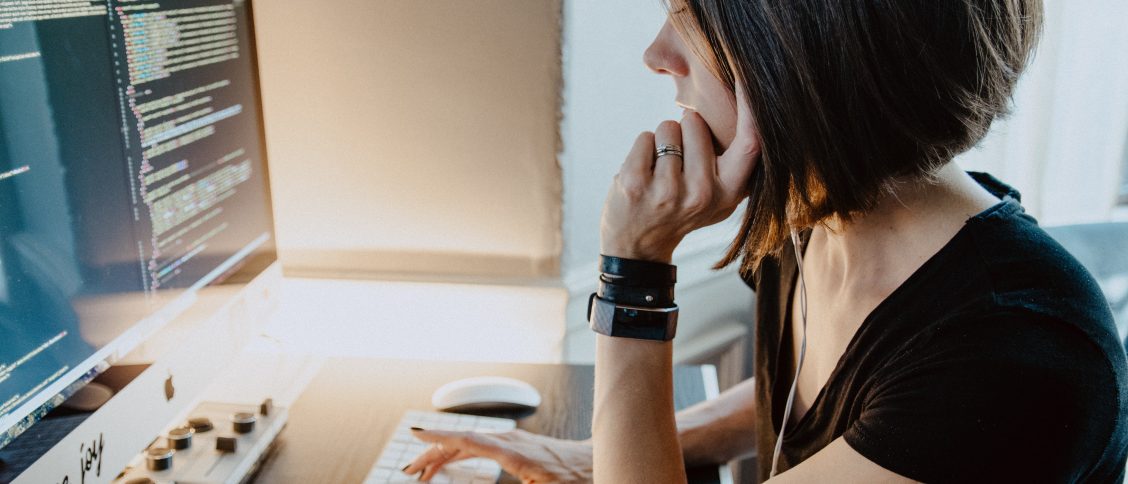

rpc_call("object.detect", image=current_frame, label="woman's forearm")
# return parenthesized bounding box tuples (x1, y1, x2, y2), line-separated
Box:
(594, 335, 686, 483)
(676, 377, 758, 466)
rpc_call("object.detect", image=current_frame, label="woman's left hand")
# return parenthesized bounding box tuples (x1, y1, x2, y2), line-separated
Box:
(600, 88, 761, 264)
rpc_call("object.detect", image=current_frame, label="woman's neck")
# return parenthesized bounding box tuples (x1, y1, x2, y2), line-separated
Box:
(808, 163, 1001, 297)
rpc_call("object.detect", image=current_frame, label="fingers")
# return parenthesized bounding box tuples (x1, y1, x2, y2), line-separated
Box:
(680, 110, 716, 196)
(400, 442, 451, 477)
(652, 120, 684, 180)
(412, 429, 503, 459)
(622, 131, 656, 180)
(403, 443, 466, 481)
(404, 429, 513, 481)
(603, 113, 721, 262)
(716, 82, 761, 198)
(419, 447, 469, 481)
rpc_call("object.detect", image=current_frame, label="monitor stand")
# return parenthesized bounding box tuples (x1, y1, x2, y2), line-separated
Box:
(59, 383, 114, 413)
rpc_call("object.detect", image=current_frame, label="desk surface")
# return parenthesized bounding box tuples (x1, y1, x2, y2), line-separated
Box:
(255, 358, 727, 483)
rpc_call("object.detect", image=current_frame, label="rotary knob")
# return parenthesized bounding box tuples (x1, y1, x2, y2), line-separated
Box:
(167, 426, 194, 450)
(232, 412, 256, 434)
(145, 447, 174, 471)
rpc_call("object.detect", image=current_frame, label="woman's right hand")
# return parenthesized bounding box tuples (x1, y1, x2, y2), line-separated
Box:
(402, 428, 593, 483)
(598, 86, 761, 264)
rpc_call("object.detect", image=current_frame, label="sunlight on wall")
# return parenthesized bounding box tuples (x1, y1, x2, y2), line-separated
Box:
(254, 0, 563, 278)
(263, 278, 567, 363)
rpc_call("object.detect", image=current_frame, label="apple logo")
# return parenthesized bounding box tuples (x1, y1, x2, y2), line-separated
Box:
(164, 372, 175, 401)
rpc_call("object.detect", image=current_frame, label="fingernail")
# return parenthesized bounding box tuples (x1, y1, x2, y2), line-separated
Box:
(401, 464, 410, 472)
(410, 426, 425, 431)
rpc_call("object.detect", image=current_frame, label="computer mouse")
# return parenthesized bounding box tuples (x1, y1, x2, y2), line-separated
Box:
(431, 376, 542, 412)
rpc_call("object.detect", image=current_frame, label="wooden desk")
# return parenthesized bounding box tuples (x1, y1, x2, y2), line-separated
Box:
(254, 358, 731, 483)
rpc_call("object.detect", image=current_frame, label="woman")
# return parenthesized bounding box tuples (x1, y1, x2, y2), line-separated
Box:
(404, 0, 1128, 482)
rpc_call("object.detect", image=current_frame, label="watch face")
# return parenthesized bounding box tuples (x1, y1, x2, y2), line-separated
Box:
(610, 306, 676, 340)
(588, 295, 678, 341)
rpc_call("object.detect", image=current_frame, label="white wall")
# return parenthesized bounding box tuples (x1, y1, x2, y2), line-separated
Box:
(559, 0, 675, 278)
(956, 0, 1128, 225)
(253, 0, 563, 279)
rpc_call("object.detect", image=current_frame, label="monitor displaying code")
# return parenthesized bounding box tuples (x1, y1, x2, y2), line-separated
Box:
(0, 0, 276, 445)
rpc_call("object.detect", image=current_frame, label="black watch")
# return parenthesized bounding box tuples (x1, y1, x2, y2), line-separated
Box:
(587, 293, 678, 341)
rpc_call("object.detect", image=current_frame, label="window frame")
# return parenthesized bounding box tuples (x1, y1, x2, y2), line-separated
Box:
(1120, 138, 1128, 206)
(1119, 123, 1128, 206)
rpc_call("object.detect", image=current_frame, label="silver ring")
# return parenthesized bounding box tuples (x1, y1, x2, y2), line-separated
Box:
(655, 143, 684, 159)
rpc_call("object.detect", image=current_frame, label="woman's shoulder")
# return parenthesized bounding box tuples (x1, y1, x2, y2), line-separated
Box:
(913, 202, 1128, 431)
(960, 195, 1120, 355)
(853, 306, 1128, 483)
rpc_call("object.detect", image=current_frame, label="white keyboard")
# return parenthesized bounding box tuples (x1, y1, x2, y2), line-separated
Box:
(364, 410, 516, 484)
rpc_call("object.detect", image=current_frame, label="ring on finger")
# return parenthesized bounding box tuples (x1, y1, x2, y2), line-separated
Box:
(655, 143, 684, 159)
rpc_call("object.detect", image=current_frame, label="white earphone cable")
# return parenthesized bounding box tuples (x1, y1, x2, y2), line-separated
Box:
(770, 228, 809, 478)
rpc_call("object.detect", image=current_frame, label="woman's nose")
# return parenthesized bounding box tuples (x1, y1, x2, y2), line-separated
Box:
(643, 20, 689, 77)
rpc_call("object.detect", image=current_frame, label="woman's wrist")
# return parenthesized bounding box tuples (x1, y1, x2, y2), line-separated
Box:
(600, 237, 678, 265)
(600, 250, 674, 265)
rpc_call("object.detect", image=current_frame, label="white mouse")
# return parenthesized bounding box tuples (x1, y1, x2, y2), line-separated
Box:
(431, 376, 542, 412)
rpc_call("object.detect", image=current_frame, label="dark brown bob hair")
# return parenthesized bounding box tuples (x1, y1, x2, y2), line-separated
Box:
(666, 0, 1043, 274)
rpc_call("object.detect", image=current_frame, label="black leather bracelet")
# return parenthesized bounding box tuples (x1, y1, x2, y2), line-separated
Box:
(598, 279, 675, 308)
(599, 255, 677, 286)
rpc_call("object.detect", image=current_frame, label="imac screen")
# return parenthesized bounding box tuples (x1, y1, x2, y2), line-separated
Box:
(0, 0, 276, 447)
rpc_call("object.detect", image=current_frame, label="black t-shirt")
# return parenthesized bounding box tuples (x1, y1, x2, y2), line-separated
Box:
(746, 173, 1128, 483)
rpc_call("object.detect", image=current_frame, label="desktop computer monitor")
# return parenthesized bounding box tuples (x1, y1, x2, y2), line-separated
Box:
(0, 0, 277, 481)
